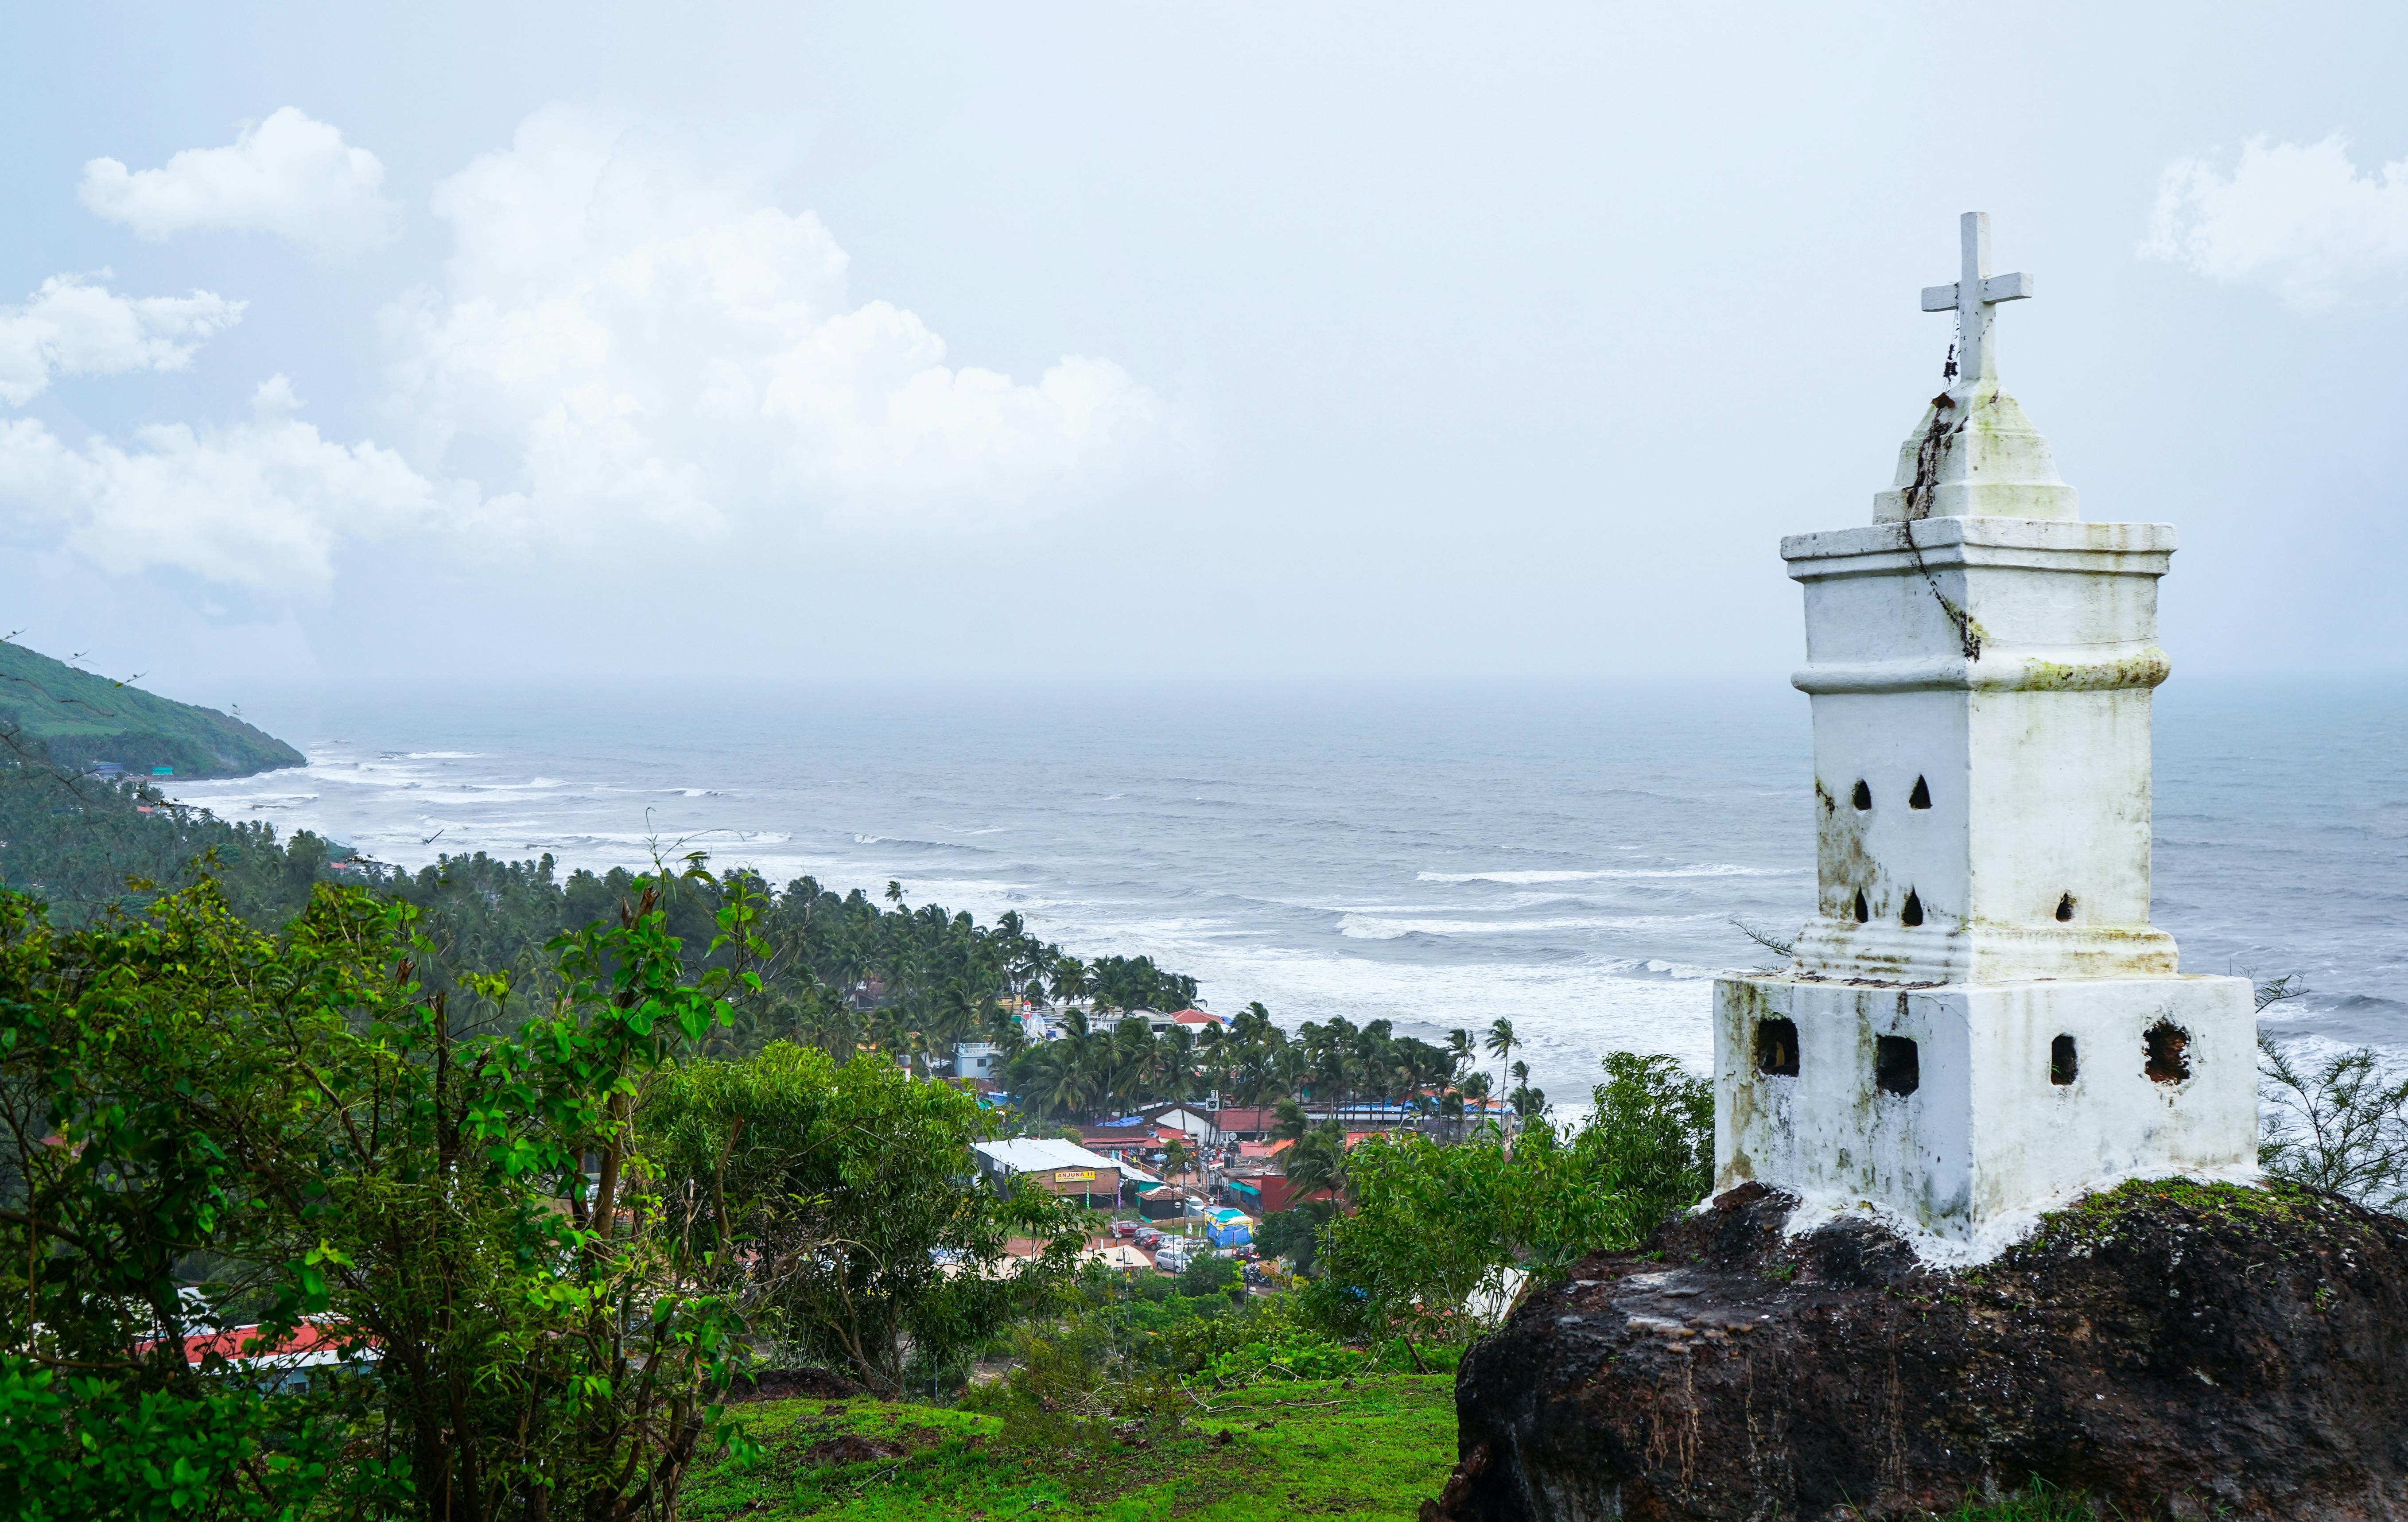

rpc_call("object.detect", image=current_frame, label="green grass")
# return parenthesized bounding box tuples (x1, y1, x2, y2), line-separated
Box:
(1941, 1482, 2125, 1519)
(687, 1378, 2140, 1521)
(684, 1375, 1457, 1521)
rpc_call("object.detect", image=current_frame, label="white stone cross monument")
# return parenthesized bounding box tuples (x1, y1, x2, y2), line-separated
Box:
(1713, 213, 2257, 1256)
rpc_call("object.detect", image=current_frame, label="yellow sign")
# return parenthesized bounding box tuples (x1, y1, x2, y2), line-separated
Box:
(1053, 1169, 1097, 1183)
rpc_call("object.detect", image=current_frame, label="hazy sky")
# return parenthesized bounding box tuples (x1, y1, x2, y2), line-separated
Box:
(5, 3, 2406, 704)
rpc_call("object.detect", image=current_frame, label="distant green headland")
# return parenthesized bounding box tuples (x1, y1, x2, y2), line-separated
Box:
(0, 640, 303, 779)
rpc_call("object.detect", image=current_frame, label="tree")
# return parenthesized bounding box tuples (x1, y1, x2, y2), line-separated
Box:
(1280, 1122, 1351, 1204)
(1508, 1059, 1546, 1120)
(1304, 1130, 1514, 1368)
(643, 1043, 1087, 1394)
(1303, 1052, 1713, 1363)
(2259, 1033, 2408, 1210)
(0, 871, 765, 1522)
(1269, 1099, 1311, 1145)
(1484, 1017, 1517, 1089)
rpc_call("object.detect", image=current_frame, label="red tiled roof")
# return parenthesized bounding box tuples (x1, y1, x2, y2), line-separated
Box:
(144, 1320, 363, 1366)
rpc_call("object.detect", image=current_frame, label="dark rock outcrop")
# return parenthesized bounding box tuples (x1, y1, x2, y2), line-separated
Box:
(1429, 1180, 2408, 1521)
(728, 1366, 870, 1402)
(796, 1433, 905, 1466)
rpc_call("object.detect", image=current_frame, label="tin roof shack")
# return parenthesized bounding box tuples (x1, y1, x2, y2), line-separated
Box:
(971, 1138, 1157, 1210)
(1136, 1183, 1206, 1221)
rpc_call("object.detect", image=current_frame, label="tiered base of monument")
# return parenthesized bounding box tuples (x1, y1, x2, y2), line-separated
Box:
(1713, 971, 2255, 1251)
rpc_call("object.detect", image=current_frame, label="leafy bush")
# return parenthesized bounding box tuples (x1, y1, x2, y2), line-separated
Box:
(0, 868, 782, 1519)
(642, 1042, 1088, 1394)
(1176, 1253, 1243, 1301)
(2259, 1032, 2408, 1210)
(971, 1321, 1192, 1456)
(1305, 1052, 1711, 1362)
(1253, 1202, 1332, 1274)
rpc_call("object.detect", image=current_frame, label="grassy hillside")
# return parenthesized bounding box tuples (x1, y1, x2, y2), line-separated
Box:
(681, 1377, 2117, 1522)
(684, 1377, 1459, 1521)
(0, 640, 302, 778)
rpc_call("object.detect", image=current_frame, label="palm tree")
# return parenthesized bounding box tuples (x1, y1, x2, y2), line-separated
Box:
(1268, 1047, 1312, 1107)
(1280, 1122, 1350, 1203)
(1438, 1091, 1468, 1143)
(1270, 1098, 1310, 1145)
(982, 1000, 1029, 1061)
(1459, 1070, 1494, 1133)
(1485, 1018, 1517, 1091)
(929, 982, 981, 1070)
(1051, 957, 1091, 1009)
(1446, 1028, 1476, 1080)
(1108, 1017, 1157, 1113)
(1161, 1137, 1192, 1185)
(1010, 1043, 1083, 1121)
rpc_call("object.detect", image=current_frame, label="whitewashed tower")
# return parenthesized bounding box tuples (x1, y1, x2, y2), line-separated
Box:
(1712, 214, 2256, 1252)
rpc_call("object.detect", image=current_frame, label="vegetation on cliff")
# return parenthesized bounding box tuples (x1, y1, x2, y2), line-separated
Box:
(0, 639, 303, 778)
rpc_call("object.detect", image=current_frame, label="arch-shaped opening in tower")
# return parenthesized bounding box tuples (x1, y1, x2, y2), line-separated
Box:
(2051, 1033, 2078, 1086)
(2056, 892, 2075, 923)
(1875, 1035, 1920, 1096)
(1756, 1018, 1799, 1077)
(1908, 775, 1932, 809)
(1853, 889, 1869, 923)
(1851, 779, 1872, 811)
(1900, 890, 1924, 927)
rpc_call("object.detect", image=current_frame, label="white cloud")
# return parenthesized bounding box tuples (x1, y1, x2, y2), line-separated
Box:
(0, 377, 456, 590)
(2143, 135, 2408, 311)
(383, 105, 1175, 543)
(5, 105, 1173, 596)
(0, 274, 244, 405)
(79, 108, 399, 260)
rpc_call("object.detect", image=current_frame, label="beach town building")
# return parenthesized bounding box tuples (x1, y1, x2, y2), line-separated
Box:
(1713, 214, 2257, 1257)
(1136, 1183, 1208, 1220)
(952, 1039, 1007, 1083)
(1202, 1106, 1275, 1141)
(1137, 1101, 1219, 1139)
(970, 1137, 1160, 1210)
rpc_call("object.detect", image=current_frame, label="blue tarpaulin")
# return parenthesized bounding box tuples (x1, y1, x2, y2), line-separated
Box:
(1204, 1207, 1253, 1248)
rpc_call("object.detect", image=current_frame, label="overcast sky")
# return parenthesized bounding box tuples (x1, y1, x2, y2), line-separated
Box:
(4, 2, 2405, 704)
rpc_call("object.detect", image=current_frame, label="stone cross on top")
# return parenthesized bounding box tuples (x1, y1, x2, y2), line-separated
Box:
(1921, 211, 2033, 390)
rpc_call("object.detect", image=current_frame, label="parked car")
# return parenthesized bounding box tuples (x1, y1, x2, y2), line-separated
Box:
(1133, 1227, 1161, 1248)
(1108, 1219, 1138, 1239)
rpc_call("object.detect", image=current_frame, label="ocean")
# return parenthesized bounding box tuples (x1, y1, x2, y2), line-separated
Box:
(171, 676, 2407, 1107)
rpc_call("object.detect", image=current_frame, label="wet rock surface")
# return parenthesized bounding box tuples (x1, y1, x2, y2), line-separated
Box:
(795, 1432, 905, 1466)
(730, 1366, 871, 1402)
(1428, 1180, 2408, 1521)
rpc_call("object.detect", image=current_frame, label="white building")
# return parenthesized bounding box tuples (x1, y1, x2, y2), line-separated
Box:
(953, 1040, 1007, 1083)
(1712, 214, 2257, 1257)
